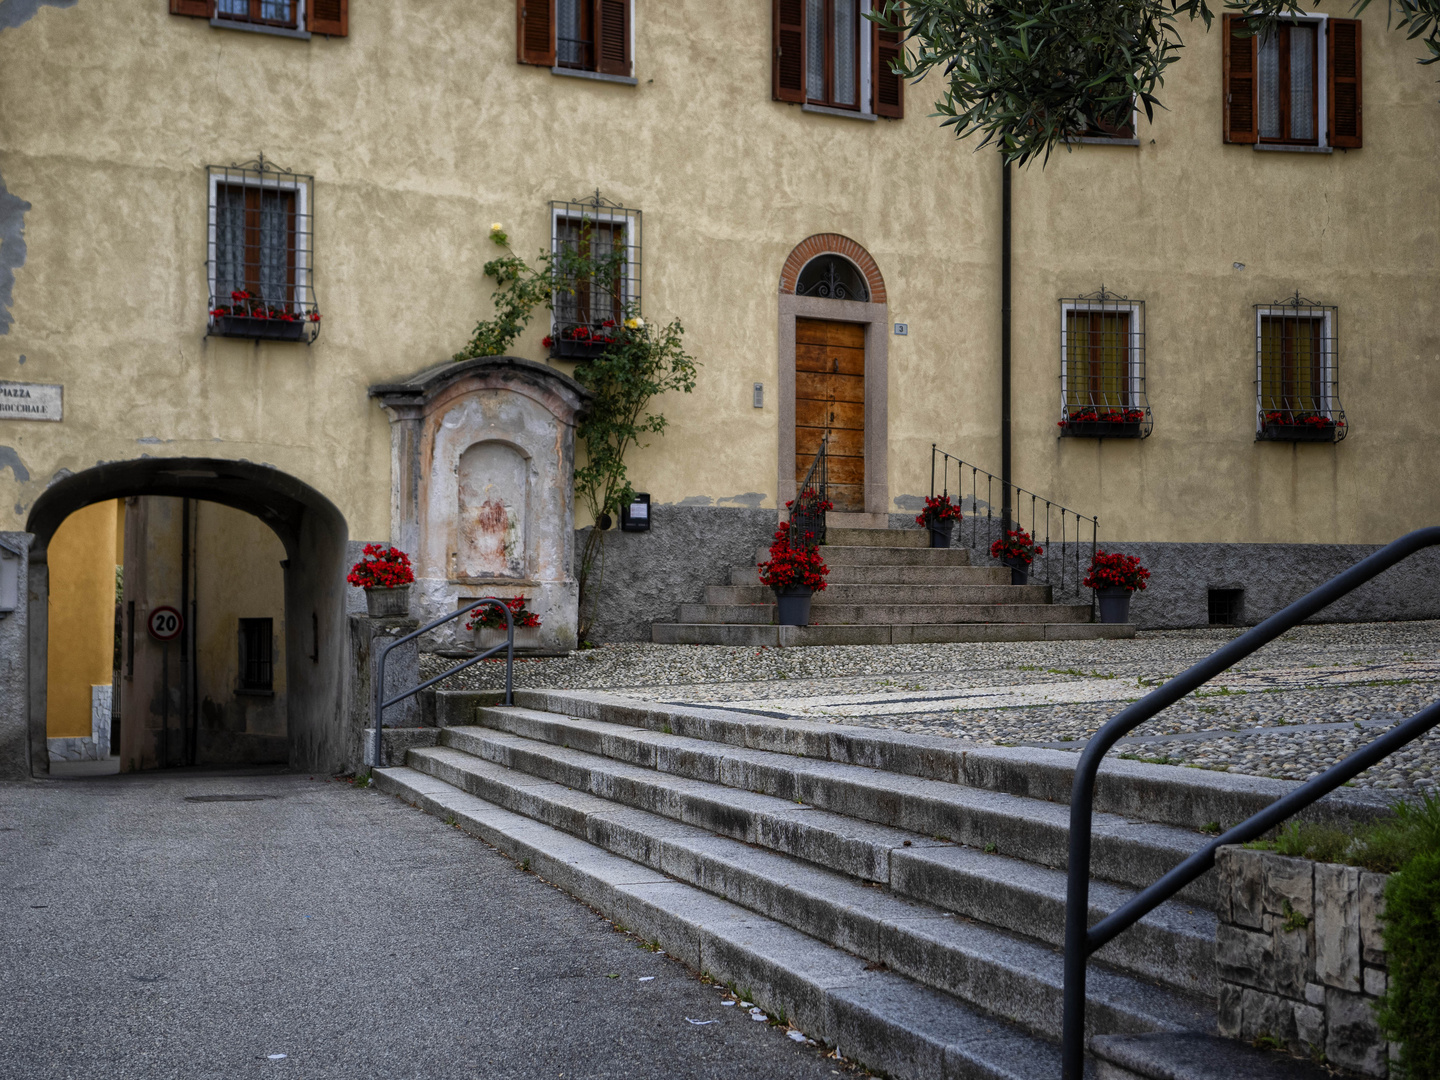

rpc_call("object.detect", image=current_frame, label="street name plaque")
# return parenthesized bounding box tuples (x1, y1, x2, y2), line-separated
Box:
(0, 381, 63, 422)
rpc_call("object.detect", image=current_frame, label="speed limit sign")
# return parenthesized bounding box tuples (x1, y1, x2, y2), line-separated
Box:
(147, 605, 184, 642)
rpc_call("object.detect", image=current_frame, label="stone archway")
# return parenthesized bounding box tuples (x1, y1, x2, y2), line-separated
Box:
(777, 234, 890, 522)
(21, 458, 349, 777)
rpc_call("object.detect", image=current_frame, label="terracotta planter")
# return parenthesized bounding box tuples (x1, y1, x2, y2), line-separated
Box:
(365, 585, 411, 618)
(1096, 586, 1132, 624)
(773, 587, 813, 626)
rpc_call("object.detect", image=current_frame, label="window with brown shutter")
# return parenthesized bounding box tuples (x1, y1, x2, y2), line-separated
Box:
(521, 1, 632, 75)
(872, 19, 904, 118)
(1223, 14, 1259, 144)
(1328, 18, 1362, 148)
(214, 0, 298, 29)
(170, 0, 214, 17)
(774, 0, 807, 102)
(308, 0, 347, 36)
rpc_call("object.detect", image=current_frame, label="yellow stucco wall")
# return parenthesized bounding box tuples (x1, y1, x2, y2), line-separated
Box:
(45, 500, 120, 738)
(1, 1, 1436, 547)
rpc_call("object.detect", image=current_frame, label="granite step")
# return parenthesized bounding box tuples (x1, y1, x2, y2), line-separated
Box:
(650, 622, 1134, 645)
(731, 564, 1011, 586)
(373, 763, 1078, 1080)
(676, 603, 1094, 625)
(755, 545, 975, 566)
(465, 705, 1220, 996)
(706, 584, 1053, 606)
(404, 740, 1215, 1040)
(825, 527, 932, 548)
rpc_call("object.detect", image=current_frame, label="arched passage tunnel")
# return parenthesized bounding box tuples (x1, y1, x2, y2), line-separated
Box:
(20, 457, 350, 777)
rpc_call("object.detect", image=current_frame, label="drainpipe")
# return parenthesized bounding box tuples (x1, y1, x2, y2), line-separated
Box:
(1001, 158, 1013, 531)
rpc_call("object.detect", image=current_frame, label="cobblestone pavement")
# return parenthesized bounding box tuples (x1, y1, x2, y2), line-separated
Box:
(422, 621, 1440, 797)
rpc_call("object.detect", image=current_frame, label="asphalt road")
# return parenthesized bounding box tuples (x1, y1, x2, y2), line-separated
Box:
(0, 769, 846, 1079)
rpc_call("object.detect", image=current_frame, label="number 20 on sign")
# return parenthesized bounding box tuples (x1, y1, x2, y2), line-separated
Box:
(147, 606, 184, 642)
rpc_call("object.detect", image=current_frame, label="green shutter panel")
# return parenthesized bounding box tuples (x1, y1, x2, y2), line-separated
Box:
(1223, 15, 1258, 144)
(773, 0, 805, 102)
(1329, 18, 1362, 148)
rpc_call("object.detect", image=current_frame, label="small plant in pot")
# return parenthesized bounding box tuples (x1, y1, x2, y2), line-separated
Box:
(347, 544, 414, 617)
(465, 596, 542, 649)
(916, 495, 963, 548)
(990, 529, 1043, 585)
(758, 522, 829, 626)
(1083, 551, 1151, 624)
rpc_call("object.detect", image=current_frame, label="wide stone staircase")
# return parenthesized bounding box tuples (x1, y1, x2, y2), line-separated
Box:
(372, 688, 1343, 1080)
(651, 526, 1134, 646)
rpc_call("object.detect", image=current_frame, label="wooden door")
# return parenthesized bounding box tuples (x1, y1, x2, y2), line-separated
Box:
(795, 317, 864, 512)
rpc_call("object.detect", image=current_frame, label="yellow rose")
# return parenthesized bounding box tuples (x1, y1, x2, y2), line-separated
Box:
(490, 222, 503, 232)
(625, 317, 644, 330)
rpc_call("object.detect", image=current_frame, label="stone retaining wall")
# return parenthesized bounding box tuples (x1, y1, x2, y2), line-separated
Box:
(1215, 845, 1391, 1076)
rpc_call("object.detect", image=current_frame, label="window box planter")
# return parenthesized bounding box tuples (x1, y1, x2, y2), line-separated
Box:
(475, 625, 543, 652)
(1059, 420, 1145, 439)
(550, 337, 611, 360)
(1258, 422, 1340, 443)
(211, 315, 308, 342)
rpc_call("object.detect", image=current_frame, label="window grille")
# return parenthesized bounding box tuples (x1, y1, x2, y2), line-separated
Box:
(796, 254, 869, 302)
(1254, 293, 1345, 442)
(549, 192, 640, 360)
(1058, 287, 1151, 438)
(1208, 588, 1245, 626)
(238, 618, 274, 692)
(207, 157, 319, 343)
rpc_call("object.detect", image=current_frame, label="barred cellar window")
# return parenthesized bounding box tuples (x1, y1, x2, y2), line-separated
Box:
(517, 0, 632, 77)
(206, 159, 319, 342)
(1057, 288, 1152, 438)
(547, 193, 640, 360)
(1254, 294, 1347, 442)
(772, 0, 904, 117)
(238, 618, 274, 692)
(1223, 14, 1361, 148)
(169, 0, 348, 35)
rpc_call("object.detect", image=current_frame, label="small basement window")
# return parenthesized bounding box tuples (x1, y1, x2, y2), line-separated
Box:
(1058, 288, 1151, 438)
(238, 618, 274, 692)
(1208, 589, 1245, 626)
(1254, 294, 1346, 443)
(207, 158, 319, 343)
(548, 192, 640, 360)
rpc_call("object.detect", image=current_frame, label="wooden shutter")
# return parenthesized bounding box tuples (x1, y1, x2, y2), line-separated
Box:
(773, 0, 806, 103)
(170, 0, 214, 17)
(1329, 18, 1362, 148)
(1223, 14, 1258, 144)
(308, 0, 347, 36)
(872, 19, 904, 118)
(518, 0, 556, 66)
(595, 0, 630, 76)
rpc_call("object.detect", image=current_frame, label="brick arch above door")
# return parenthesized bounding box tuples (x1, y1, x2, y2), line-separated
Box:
(777, 236, 889, 524)
(779, 234, 887, 305)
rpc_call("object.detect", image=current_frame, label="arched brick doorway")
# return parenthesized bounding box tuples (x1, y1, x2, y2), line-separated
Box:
(22, 458, 349, 777)
(778, 234, 889, 520)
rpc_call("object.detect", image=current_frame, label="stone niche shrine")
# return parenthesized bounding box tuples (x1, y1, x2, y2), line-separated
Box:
(369, 357, 591, 653)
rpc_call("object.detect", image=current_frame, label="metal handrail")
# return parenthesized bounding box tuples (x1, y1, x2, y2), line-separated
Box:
(1060, 526, 1440, 1079)
(371, 598, 515, 771)
(789, 437, 829, 548)
(930, 444, 1098, 601)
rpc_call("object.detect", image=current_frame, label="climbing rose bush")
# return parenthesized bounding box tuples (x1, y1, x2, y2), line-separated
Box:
(758, 522, 829, 592)
(991, 528, 1043, 565)
(1083, 551, 1151, 592)
(346, 544, 414, 589)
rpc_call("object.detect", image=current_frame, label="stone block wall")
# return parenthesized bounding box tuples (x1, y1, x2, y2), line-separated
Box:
(1215, 846, 1391, 1076)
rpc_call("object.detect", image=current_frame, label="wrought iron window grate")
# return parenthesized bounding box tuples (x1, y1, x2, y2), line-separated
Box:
(1058, 287, 1151, 439)
(1254, 293, 1346, 443)
(796, 254, 869, 302)
(549, 191, 641, 360)
(207, 156, 319, 343)
(238, 618, 274, 691)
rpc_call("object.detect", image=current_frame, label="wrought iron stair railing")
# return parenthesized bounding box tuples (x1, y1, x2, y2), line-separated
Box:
(1060, 526, 1440, 1079)
(788, 437, 829, 548)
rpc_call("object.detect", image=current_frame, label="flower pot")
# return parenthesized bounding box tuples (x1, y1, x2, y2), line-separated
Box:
(1003, 558, 1030, 586)
(551, 337, 611, 360)
(477, 625, 542, 651)
(1258, 422, 1337, 443)
(212, 314, 308, 342)
(365, 585, 411, 618)
(1059, 421, 1143, 439)
(1096, 586, 1132, 624)
(927, 523, 953, 548)
(773, 586, 813, 626)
